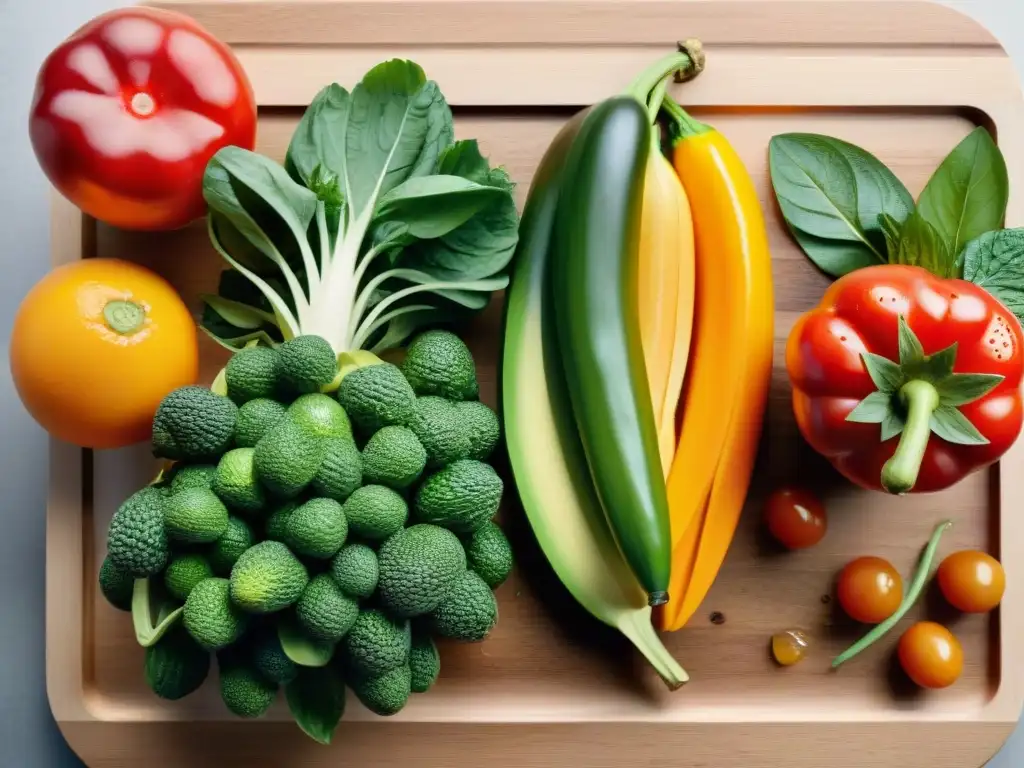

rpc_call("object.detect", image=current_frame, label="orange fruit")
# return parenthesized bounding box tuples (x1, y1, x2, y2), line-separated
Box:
(10, 258, 198, 449)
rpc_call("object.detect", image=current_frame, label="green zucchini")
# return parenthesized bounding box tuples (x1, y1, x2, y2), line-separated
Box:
(550, 96, 671, 606)
(499, 108, 687, 687)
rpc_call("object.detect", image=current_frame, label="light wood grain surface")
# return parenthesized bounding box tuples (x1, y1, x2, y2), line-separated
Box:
(46, 1, 1024, 766)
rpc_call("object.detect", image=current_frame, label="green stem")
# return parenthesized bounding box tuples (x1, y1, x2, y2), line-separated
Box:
(620, 612, 689, 690)
(881, 380, 940, 494)
(103, 300, 145, 334)
(647, 77, 669, 125)
(661, 96, 711, 139)
(623, 40, 705, 103)
(832, 520, 952, 669)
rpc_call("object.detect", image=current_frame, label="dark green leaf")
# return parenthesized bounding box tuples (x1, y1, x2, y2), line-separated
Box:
(962, 228, 1024, 321)
(278, 616, 335, 667)
(285, 84, 351, 188)
(916, 126, 1008, 261)
(785, 225, 880, 278)
(845, 391, 893, 424)
(831, 136, 914, 232)
(878, 213, 903, 263)
(934, 372, 1004, 406)
(897, 315, 925, 365)
(373, 175, 506, 240)
(285, 667, 346, 745)
(436, 139, 492, 184)
(880, 410, 906, 441)
(930, 404, 990, 445)
(861, 352, 903, 393)
(894, 211, 955, 277)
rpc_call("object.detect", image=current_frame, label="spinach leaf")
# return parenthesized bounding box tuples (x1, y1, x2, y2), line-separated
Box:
(962, 228, 1024, 322)
(769, 133, 913, 277)
(285, 667, 346, 745)
(893, 210, 955, 277)
(916, 126, 1008, 261)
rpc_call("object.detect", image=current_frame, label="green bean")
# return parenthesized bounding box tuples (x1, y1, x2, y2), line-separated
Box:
(831, 519, 952, 669)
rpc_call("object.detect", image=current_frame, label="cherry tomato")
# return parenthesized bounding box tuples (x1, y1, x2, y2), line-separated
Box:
(937, 550, 1005, 613)
(29, 7, 257, 231)
(898, 621, 963, 689)
(836, 556, 903, 624)
(764, 487, 827, 549)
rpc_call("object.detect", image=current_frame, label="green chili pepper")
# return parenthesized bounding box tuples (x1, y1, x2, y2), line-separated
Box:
(831, 520, 952, 669)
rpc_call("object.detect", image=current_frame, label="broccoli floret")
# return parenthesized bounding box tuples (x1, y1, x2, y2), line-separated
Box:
(401, 330, 478, 401)
(288, 394, 352, 440)
(213, 447, 266, 514)
(278, 335, 337, 394)
(361, 426, 426, 490)
(226, 345, 281, 405)
(336, 362, 416, 435)
(183, 578, 248, 650)
(234, 398, 288, 449)
(310, 438, 363, 503)
(431, 570, 498, 642)
(144, 627, 210, 701)
(107, 487, 168, 577)
(408, 397, 473, 468)
(219, 658, 277, 718)
(377, 524, 466, 618)
(264, 500, 300, 542)
(341, 485, 407, 543)
(455, 400, 501, 461)
(330, 544, 378, 600)
(207, 516, 256, 576)
(408, 631, 440, 693)
(249, 628, 298, 685)
(152, 386, 237, 462)
(414, 460, 503, 533)
(295, 574, 359, 642)
(167, 463, 218, 493)
(350, 664, 411, 716)
(164, 487, 230, 544)
(285, 498, 348, 559)
(229, 540, 309, 613)
(98, 554, 135, 611)
(253, 419, 324, 499)
(464, 522, 513, 588)
(342, 609, 411, 678)
(164, 553, 214, 601)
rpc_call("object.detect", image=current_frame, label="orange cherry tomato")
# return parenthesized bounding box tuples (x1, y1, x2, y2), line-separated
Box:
(10, 258, 198, 449)
(897, 621, 963, 689)
(936, 550, 1006, 613)
(764, 487, 827, 549)
(836, 556, 903, 624)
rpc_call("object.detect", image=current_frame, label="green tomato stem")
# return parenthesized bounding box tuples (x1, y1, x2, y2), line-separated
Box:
(881, 379, 940, 494)
(832, 520, 952, 669)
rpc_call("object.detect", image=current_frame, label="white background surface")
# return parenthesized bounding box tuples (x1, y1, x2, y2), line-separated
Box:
(0, 0, 1021, 765)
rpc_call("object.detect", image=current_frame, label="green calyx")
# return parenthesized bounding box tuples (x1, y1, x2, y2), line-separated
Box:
(846, 315, 1003, 494)
(103, 300, 145, 335)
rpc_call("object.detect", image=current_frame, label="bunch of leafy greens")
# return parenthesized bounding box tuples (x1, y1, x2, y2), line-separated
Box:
(768, 126, 1024, 322)
(200, 59, 518, 356)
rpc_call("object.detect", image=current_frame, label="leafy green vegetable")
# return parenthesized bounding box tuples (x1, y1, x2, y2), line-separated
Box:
(768, 133, 913, 276)
(891, 210, 955, 277)
(202, 59, 517, 356)
(916, 126, 1008, 263)
(962, 228, 1024, 322)
(286, 667, 346, 744)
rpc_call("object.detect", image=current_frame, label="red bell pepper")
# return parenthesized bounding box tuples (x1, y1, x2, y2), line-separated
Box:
(786, 264, 1024, 494)
(29, 7, 257, 231)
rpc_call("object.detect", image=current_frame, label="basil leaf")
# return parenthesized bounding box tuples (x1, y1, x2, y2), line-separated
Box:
(878, 213, 902, 262)
(962, 228, 1024, 321)
(861, 352, 903, 393)
(769, 133, 912, 277)
(895, 211, 955, 277)
(930, 405, 989, 445)
(846, 391, 892, 424)
(285, 667, 346, 745)
(916, 126, 1008, 262)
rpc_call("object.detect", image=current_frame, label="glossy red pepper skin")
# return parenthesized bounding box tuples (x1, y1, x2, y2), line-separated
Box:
(29, 7, 257, 231)
(786, 264, 1024, 493)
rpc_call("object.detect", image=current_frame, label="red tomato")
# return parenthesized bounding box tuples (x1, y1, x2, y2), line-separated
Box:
(29, 7, 257, 231)
(898, 621, 963, 689)
(836, 556, 902, 624)
(763, 487, 827, 549)
(937, 550, 1006, 613)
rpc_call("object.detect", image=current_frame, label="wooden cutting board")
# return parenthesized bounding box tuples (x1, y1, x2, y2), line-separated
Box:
(46, 1, 1024, 766)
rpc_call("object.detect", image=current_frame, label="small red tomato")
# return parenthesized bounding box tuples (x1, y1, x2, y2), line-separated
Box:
(937, 550, 1006, 613)
(836, 556, 903, 624)
(29, 7, 257, 231)
(764, 487, 827, 549)
(898, 621, 963, 689)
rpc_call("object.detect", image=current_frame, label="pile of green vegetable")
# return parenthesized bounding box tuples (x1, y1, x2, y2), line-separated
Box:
(98, 330, 512, 744)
